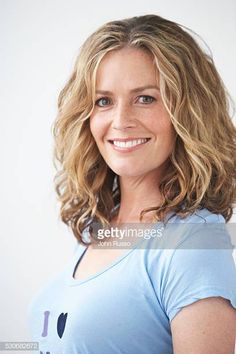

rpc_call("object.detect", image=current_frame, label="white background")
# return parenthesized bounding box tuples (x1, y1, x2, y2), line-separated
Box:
(1, 0, 236, 348)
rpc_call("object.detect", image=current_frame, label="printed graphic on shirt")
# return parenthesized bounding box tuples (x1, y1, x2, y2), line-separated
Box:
(41, 311, 50, 337)
(40, 310, 68, 353)
(57, 312, 68, 338)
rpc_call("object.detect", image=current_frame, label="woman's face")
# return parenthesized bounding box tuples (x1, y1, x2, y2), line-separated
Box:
(89, 47, 176, 178)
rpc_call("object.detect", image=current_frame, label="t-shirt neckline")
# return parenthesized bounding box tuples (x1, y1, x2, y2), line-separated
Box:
(67, 203, 170, 287)
(68, 236, 145, 287)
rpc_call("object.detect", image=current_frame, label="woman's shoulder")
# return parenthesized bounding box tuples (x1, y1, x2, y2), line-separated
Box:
(166, 207, 225, 224)
(146, 207, 234, 281)
(156, 207, 233, 251)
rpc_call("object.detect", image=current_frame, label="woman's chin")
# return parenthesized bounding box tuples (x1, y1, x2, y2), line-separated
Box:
(109, 166, 147, 178)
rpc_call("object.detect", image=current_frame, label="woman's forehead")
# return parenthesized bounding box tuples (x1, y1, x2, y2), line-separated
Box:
(95, 47, 159, 90)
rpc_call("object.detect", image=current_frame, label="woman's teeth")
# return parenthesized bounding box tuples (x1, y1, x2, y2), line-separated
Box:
(112, 138, 149, 148)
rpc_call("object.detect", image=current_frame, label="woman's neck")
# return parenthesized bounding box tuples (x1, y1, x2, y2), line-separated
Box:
(113, 174, 164, 224)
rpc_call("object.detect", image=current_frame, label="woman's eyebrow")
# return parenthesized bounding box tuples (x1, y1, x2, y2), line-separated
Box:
(95, 85, 160, 94)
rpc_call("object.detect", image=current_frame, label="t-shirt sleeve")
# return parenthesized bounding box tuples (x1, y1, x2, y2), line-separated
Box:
(159, 221, 236, 323)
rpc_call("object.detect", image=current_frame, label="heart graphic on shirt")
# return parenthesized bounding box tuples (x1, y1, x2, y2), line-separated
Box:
(57, 312, 68, 338)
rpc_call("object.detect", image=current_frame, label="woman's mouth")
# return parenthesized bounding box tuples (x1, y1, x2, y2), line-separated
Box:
(107, 138, 151, 152)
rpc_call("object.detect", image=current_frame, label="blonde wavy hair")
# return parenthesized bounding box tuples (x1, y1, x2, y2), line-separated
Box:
(52, 14, 236, 245)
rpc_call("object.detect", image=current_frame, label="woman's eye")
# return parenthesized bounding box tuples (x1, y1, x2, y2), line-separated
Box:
(95, 95, 156, 107)
(95, 97, 111, 107)
(138, 95, 156, 104)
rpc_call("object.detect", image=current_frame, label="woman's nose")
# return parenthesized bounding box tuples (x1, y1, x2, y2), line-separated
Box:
(111, 103, 137, 130)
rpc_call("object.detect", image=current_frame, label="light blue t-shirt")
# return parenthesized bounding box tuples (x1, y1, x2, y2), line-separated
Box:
(27, 208, 236, 354)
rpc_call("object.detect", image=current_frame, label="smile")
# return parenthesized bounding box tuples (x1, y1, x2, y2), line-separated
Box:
(113, 138, 150, 147)
(108, 138, 151, 152)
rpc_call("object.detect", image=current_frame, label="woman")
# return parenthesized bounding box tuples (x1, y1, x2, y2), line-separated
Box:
(28, 14, 236, 353)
